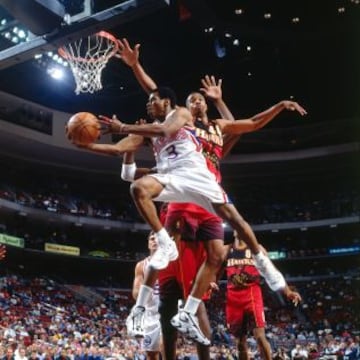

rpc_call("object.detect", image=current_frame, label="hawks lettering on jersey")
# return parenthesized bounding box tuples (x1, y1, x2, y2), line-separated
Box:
(226, 247, 261, 290)
(194, 119, 223, 183)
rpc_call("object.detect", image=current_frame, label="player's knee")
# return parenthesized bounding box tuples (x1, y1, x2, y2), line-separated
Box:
(206, 252, 223, 269)
(206, 243, 227, 268)
(253, 327, 266, 341)
(130, 180, 147, 200)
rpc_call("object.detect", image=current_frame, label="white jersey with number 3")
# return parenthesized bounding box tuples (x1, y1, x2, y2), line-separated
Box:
(151, 111, 210, 174)
(149, 109, 230, 213)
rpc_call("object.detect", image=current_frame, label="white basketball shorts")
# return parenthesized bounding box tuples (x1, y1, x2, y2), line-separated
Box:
(142, 321, 161, 352)
(149, 166, 229, 214)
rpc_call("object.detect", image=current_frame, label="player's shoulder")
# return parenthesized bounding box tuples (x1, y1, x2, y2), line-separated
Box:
(134, 259, 145, 273)
(172, 106, 190, 115)
(175, 107, 194, 126)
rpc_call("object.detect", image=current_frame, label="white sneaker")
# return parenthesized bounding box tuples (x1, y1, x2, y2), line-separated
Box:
(178, 299, 185, 311)
(253, 254, 285, 291)
(149, 240, 179, 270)
(149, 244, 170, 270)
(171, 310, 211, 346)
(126, 305, 145, 337)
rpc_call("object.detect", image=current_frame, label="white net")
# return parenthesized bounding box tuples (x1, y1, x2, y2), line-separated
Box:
(59, 31, 118, 94)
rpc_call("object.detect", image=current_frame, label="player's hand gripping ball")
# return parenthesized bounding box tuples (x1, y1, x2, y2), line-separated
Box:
(66, 112, 100, 145)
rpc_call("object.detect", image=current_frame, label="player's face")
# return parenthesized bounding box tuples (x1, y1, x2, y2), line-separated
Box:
(147, 93, 166, 120)
(233, 231, 245, 247)
(148, 233, 157, 251)
(186, 92, 208, 117)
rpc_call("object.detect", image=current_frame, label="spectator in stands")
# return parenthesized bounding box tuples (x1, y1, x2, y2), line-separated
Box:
(2, 347, 15, 360)
(290, 344, 308, 360)
(343, 337, 359, 360)
(14, 348, 27, 360)
(273, 347, 290, 360)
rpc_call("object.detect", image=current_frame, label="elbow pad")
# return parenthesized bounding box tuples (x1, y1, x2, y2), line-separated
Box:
(268, 270, 286, 292)
(253, 251, 286, 292)
(121, 163, 137, 182)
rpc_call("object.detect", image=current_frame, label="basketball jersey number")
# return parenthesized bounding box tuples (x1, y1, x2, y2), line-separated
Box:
(245, 249, 252, 259)
(166, 145, 178, 159)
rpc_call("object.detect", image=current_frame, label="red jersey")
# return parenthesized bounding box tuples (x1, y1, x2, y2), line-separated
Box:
(226, 246, 261, 291)
(194, 118, 223, 182)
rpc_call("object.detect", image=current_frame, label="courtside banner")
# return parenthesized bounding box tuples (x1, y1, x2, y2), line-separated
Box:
(0, 233, 24, 248)
(45, 243, 80, 256)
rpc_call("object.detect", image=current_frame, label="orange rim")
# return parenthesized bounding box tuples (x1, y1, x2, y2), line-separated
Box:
(58, 30, 119, 62)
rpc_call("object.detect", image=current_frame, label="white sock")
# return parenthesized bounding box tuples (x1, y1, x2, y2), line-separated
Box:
(183, 295, 201, 315)
(155, 228, 171, 246)
(136, 285, 152, 307)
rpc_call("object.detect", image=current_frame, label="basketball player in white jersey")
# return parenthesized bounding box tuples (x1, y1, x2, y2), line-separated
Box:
(128, 232, 161, 360)
(112, 38, 307, 349)
(94, 86, 306, 344)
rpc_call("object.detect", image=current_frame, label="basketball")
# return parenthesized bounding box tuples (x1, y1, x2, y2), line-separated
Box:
(66, 112, 100, 145)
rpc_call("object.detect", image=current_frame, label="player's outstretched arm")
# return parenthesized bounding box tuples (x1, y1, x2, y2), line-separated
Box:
(260, 245, 302, 305)
(200, 75, 241, 156)
(75, 134, 144, 156)
(132, 260, 144, 300)
(117, 38, 157, 94)
(99, 108, 191, 138)
(217, 100, 307, 135)
(200, 75, 235, 121)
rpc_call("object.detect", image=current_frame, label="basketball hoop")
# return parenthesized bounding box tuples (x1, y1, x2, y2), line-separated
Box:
(58, 31, 119, 94)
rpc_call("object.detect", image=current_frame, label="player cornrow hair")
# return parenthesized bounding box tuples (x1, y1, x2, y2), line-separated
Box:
(152, 86, 177, 108)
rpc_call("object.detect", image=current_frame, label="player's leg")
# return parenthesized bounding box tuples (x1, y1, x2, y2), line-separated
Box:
(237, 334, 250, 360)
(249, 285, 272, 360)
(212, 202, 286, 291)
(196, 302, 211, 360)
(130, 175, 166, 232)
(165, 209, 215, 301)
(253, 327, 272, 360)
(130, 175, 178, 269)
(173, 239, 226, 345)
(190, 238, 226, 299)
(127, 176, 178, 338)
(227, 293, 249, 360)
(212, 203, 260, 254)
(164, 208, 213, 348)
(158, 279, 182, 360)
(142, 320, 162, 360)
(126, 263, 162, 338)
(171, 215, 225, 346)
(146, 351, 160, 360)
